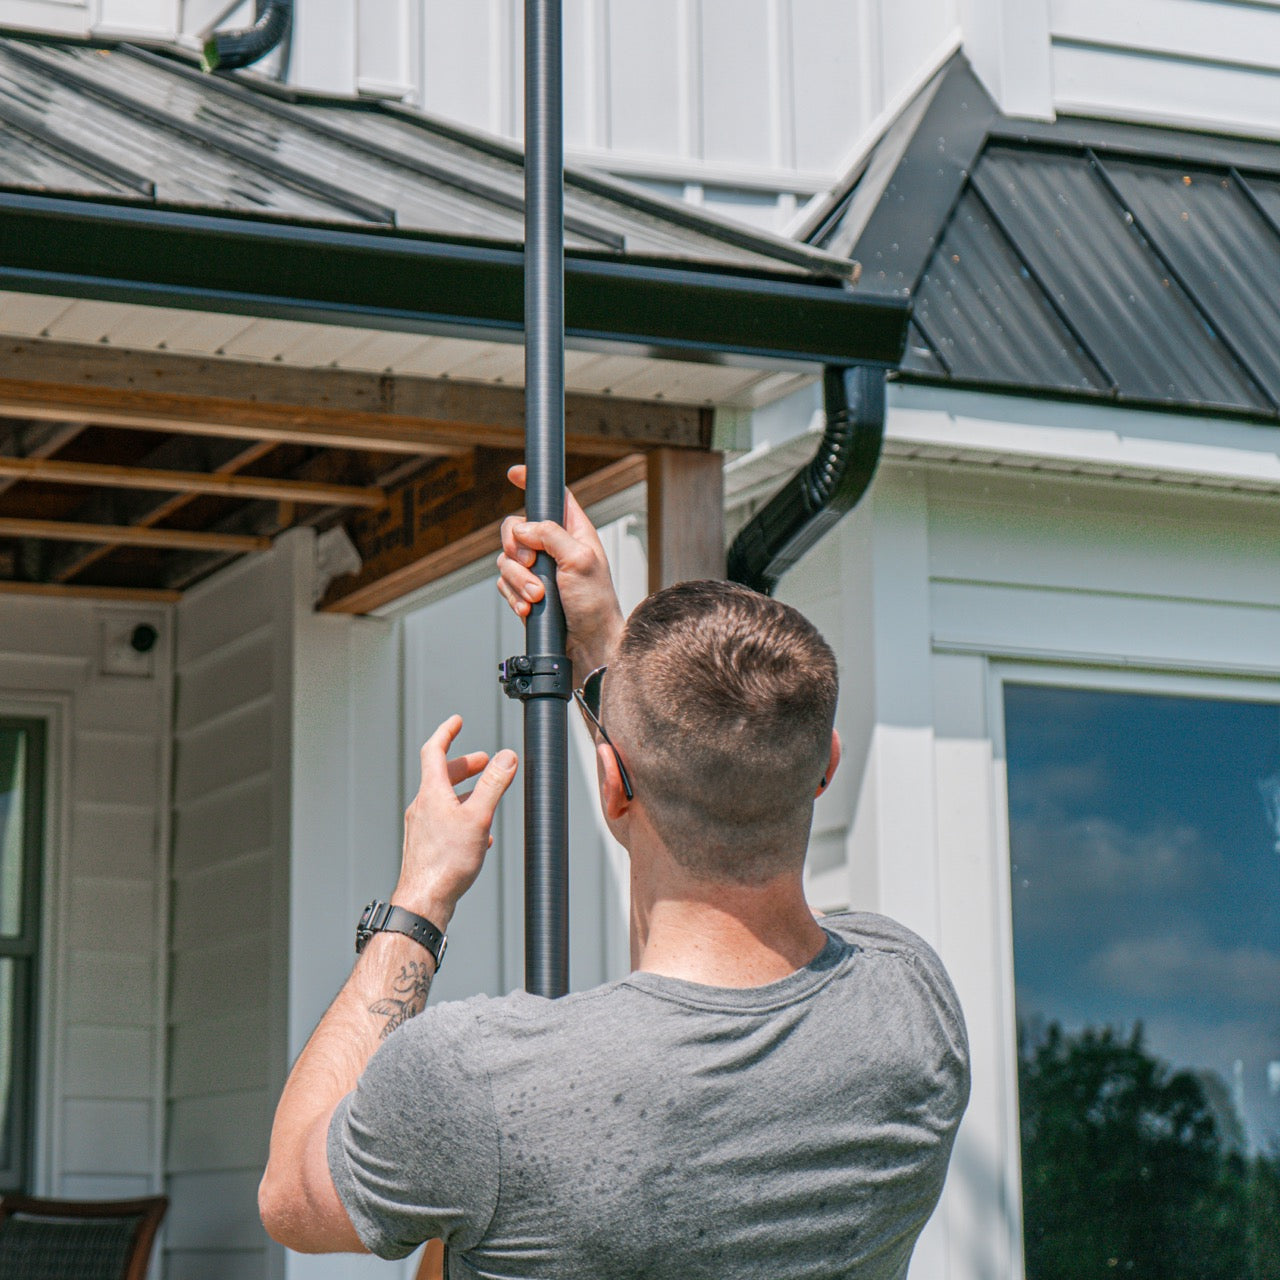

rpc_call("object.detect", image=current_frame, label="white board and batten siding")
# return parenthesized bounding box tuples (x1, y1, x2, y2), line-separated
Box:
(0, 595, 171, 1207)
(278, 0, 958, 232)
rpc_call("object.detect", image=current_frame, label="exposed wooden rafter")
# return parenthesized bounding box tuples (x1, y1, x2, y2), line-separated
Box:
(0, 420, 86, 498)
(0, 517, 270, 553)
(49, 440, 277, 584)
(0, 454, 387, 507)
(324, 453, 648, 614)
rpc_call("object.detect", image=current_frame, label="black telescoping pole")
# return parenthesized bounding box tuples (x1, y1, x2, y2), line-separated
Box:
(521, 0, 570, 998)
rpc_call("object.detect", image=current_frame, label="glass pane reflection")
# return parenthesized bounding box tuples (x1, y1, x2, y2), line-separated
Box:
(0, 957, 12, 1176)
(0, 730, 26, 939)
(1005, 684, 1280, 1279)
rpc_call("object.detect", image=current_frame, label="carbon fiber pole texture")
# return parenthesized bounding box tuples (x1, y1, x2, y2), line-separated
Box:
(523, 0, 570, 999)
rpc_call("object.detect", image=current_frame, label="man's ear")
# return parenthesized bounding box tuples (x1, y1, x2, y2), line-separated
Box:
(598, 742, 631, 820)
(816, 729, 842, 797)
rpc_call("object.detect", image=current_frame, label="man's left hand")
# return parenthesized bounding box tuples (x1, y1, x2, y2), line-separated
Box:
(394, 715, 518, 928)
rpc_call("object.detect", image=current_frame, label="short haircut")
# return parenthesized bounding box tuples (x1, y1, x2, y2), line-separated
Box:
(607, 579, 838, 883)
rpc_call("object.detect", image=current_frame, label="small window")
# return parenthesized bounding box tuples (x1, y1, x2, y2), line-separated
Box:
(1004, 684, 1280, 1279)
(0, 718, 44, 1192)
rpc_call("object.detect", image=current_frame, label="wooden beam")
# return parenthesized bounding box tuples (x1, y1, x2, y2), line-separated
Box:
(0, 421, 85, 498)
(0, 340, 712, 456)
(324, 454, 648, 614)
(51, 441, 276, 584)
(0, 580, 181, 603)
(646, 448, 725, 592)
(0, 518, 269, 553)
(0, 454, 387, 507)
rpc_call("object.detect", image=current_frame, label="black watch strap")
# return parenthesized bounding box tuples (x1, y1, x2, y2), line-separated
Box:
(356, 900, 447, 969)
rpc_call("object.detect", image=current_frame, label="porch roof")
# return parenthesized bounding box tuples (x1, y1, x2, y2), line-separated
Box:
(0, 30, 909, 609)
(806, 54, 1280, 427)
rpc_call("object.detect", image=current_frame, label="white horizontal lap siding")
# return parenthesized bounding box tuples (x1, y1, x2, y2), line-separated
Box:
(168, 546, 294, 1280)
(1050, 0, 1280, 135)
(0, 596, 170, 1209)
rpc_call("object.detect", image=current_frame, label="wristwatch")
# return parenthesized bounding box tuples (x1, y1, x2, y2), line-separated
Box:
(355, 900, 447, 969)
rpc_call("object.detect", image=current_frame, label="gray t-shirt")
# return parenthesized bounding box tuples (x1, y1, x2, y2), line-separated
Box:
(329, 911, 969, 1280)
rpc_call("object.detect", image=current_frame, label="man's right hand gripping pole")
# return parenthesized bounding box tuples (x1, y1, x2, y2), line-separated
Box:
(495, 465, 624, 683)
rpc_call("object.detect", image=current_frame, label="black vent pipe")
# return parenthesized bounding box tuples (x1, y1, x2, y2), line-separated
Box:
(202, 0, 292, 72)
(726, 364, 885, 596)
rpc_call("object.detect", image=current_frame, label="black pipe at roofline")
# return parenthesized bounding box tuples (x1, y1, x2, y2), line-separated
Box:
(202, 0, 292, 73)
(727, 364, 886, 597)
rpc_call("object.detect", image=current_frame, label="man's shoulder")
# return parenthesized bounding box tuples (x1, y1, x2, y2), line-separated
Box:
(821, 912, 967, 1027)
(820, 909, 943, 960)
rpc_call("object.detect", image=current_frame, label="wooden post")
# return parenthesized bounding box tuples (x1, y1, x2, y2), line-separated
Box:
(646, 448, 725, 593)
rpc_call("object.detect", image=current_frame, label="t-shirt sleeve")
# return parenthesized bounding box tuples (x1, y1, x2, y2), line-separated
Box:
(327, 998, 501, 1259)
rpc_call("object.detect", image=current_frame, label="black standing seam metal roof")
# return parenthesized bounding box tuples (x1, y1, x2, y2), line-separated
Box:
(0, 31, 912, 370)
(815, 54, 1280, 425)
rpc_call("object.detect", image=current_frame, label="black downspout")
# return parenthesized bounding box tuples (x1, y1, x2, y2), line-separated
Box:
(726, 364, 885, 596)
(201, 0, 293, 73)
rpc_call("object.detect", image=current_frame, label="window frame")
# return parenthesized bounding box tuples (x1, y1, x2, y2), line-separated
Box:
(0, 715, 46, 1193)
(987, 661, 1280, 1279)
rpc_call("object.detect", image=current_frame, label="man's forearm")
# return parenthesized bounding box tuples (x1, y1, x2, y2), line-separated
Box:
(259, 931, 441, 1252)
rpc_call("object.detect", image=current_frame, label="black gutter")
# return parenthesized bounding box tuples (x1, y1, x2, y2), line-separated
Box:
(727, 365, 885, 595)
(0, 193, 910, 367)
(202, 0, 292, 72)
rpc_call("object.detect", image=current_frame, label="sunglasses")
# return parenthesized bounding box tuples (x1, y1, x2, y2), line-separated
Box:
(573, 666, 634, 801)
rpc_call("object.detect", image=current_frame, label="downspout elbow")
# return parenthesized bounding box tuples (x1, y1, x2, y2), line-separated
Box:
(726, 364, 885, 596)
(202, 0, 293, 72)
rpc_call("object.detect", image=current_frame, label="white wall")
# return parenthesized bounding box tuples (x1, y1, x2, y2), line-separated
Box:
(168, 540, 299, 1280)
(0, 595, 171, 1204)
(1048, 0, 1280, 137)
(397, 528, 641, 1005)
(770, 409, 1280, 1280)
(959, 0, 1280, 133)
(287, 0, 963, 231)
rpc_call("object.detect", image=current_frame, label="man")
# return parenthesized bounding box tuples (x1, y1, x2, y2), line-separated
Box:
(259, 468, 969, 1278)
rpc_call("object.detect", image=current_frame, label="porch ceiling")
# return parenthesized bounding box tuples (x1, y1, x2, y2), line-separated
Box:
(0, 332, 719, 610)
(0, 30, 912, 610)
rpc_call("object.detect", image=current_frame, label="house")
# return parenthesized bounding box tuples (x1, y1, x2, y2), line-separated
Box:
(1, 2, 1279, 1279)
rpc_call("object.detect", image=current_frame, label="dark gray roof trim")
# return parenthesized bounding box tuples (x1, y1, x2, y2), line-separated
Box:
(820, 54, 1280, 424)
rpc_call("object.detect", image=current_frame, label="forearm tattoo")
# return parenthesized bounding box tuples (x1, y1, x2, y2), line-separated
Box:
(369, 961, 433, 1039)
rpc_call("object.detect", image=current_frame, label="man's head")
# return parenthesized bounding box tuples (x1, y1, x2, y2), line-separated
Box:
(602, 580, 838, 884)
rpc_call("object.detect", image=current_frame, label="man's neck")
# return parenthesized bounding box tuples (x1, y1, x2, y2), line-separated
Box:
(629, 849, 828, 989)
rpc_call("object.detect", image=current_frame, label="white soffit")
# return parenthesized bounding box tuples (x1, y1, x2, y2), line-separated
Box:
(0, 290, 813, 410)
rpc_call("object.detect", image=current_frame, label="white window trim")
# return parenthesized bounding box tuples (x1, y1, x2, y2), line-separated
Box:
(982, 659, 1280, 1280)
(0, 693, 70, 1197)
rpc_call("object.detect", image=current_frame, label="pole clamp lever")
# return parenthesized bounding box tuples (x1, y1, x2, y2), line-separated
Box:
(498, 654, 573, 701)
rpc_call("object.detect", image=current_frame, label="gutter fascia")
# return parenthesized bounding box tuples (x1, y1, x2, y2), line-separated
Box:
(0, 192, 909, 369)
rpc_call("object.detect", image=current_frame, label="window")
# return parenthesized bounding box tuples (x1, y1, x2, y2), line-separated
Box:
(0, 718, 44, 1192)
(1004, 683, 1280, 1279)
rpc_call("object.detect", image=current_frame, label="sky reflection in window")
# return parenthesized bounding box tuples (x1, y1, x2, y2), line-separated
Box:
(1006, 684, 1280, 1151)
(1006, 684, 1280, 1278)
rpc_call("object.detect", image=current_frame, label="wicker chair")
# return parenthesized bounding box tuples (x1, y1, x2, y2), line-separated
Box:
(0, 1195, 168, 1280)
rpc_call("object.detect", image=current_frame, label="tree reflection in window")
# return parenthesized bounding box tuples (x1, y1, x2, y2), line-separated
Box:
(1004, 685, 1280, 1279)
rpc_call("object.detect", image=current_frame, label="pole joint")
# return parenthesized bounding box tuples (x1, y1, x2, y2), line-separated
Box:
(499, 654, 573, 701)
